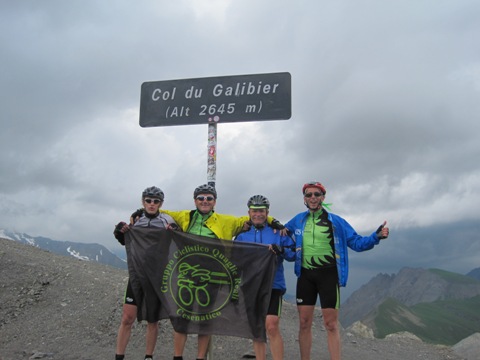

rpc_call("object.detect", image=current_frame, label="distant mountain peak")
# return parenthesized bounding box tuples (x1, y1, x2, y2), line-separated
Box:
(0, 229, 127, 270)
(340, 266, 480, 328)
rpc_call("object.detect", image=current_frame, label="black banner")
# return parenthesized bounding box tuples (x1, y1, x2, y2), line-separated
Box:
(125, 227, 276, 341)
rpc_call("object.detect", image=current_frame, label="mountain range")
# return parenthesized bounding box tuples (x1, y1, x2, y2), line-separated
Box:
(466, 267, 480, 281)
(340, 267, 480, 345)
(0, 229, 127, 270)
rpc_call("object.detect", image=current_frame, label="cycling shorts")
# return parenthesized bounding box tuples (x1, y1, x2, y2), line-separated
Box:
(267, 289, 284, 316)
(124, 279, 137, 305)
(296, 266, 340, 309)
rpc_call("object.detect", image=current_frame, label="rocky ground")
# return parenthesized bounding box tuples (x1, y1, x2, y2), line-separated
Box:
(0, 238, 467, 360)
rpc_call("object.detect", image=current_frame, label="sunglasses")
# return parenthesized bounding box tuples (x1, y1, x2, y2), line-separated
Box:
(144, 198, 162, 204)
(304, 192, 323, 198)
(196, 195, 215, 202)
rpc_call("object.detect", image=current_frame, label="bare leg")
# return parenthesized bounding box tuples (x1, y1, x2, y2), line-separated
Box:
(197, 335, 211, 359)
(297, 305, 315, 360)
(253, 340, 267, 360)
(174, 331, 187, 356)
(116, 304, 137, 355)
(266, 314, 283, 360)
(145, 321, 159, 356)
(321, 308, 341, 360)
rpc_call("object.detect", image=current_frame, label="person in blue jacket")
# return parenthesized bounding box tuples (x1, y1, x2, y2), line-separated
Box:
(285, 181, 390, 360)
(235, 195, 296, 360)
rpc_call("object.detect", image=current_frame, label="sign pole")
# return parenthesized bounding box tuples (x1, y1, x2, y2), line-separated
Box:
(207, 121, 217, 189)
(206, 120, 217, 359)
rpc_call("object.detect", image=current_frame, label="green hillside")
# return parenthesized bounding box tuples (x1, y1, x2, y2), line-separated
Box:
(428, 268, 480, 284)
(372, 298, 424, 339)
(372, 296, 480, 345)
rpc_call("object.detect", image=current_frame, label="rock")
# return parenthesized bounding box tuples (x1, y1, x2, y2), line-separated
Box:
(452, 332, 480, 360)
(385, 331, 423, 342)
(29, 351, 53, 359)
(347, 321, 375, 339)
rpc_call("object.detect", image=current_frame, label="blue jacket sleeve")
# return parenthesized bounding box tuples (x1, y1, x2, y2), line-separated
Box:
(280, 234, 296, 262)
(337, 217, 380, 252)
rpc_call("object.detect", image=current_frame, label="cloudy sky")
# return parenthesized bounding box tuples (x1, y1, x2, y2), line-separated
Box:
(1, 0, 479, 300)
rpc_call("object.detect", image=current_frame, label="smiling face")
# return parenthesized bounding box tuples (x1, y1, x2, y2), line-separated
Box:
(248, 207, 269, 226)
(194, 193, 216, 214)
(303, 187, 325, 212)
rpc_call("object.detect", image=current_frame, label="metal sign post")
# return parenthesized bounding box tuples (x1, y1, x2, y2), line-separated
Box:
(140, 72, 291, 189)
(207, 121, 217, 188)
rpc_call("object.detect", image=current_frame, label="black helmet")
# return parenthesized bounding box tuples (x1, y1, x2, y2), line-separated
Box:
(247, 195, 270, 209)
(193, 184, 217, 199)
(142, 186, 165, 201)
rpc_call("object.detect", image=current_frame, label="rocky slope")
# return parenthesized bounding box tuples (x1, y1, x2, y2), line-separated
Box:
(0, 238, 465, 360)
(0, 229, 127, 270)
(340, 267, 480, 328)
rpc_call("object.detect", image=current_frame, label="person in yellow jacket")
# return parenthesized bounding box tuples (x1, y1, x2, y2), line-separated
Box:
(157, 184, 282, 360)
(162, 185, 247, 240)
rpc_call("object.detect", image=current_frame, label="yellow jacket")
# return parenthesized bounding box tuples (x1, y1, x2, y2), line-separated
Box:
(161, 210, 249, 240)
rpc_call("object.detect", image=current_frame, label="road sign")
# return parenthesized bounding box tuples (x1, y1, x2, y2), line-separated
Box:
(139, 72, 291, 127)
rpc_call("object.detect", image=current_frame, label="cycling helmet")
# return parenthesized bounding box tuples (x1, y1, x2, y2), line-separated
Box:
(193, 184, 217, 199)
(247, 195, 270, 209)
(302, 181, 326, 195)
(142, 186, 165, 201)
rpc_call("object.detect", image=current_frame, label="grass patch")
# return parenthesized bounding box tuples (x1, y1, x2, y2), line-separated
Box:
(429, 268, 480, 284)
(374, 296, 480, 345)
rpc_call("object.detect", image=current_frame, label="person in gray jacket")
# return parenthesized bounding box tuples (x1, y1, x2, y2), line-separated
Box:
(113, 186, 177, 360)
